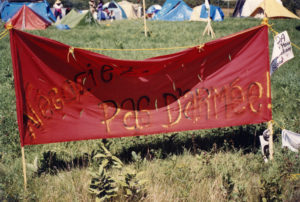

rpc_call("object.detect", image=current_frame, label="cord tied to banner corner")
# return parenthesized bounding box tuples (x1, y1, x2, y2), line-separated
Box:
(0, 24, 12, 41)
(261, 18, 279, 37)
(197, 44, 205, 52)
(261, 18, 300, 52)
(5, 23, 13, 30)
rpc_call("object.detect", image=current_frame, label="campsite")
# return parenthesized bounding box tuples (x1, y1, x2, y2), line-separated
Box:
(0, 0, 300, 201)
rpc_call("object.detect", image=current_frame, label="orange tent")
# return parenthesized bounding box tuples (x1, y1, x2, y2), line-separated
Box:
(6, 5, 51, 30)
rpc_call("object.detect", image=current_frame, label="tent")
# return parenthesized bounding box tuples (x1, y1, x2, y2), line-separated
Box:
(152, 0, 192, 21)
(103, 1, 127, 20)
(190, 5, 203, 21)
(146, 4, 161, 14)
(0, 0, 55, 22)
(5, 5, 50, 29)
(233, 0, 282, 17)
(118, 1, 139, 19)
(59, 9, 98, 28)
(251, 0, 300, 19)
(199, 4, 224, 21)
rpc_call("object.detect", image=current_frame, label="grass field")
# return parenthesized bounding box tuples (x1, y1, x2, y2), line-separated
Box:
(0, 18, 300, 201)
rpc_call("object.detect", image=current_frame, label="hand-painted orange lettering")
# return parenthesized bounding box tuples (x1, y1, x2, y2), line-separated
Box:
(49, 88, 64, 110)
(211, 87, 227, 119)
(162, 93, 182, 128)
(248, 82, 263, 113)
(99, 100, 119, 133)
(229, 78, 246, 115)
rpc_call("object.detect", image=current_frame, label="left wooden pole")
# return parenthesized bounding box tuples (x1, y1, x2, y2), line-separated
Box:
(142, 0, 147, 37)
(21, 146, 27, 192)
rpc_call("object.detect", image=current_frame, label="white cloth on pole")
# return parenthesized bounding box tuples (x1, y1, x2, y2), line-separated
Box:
(282, 129, 300, 152)
(259, 129, 270, 162)
(270, 31, 294, 75)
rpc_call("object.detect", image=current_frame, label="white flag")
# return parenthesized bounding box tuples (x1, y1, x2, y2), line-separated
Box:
(205, 0, 210, 10)
(282, 129, 300, 152)
(259, 129, 270, 162)
(270, 31, 294, 75)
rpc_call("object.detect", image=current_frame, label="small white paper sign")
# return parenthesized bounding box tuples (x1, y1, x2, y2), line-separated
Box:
(270, 31, 294, 75)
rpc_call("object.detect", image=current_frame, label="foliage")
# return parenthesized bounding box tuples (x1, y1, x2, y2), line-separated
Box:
(119, 169, 147, 201)
(89, 165, 119, 201)
(92, 142, 123, 170)
(89, 143, 146, 201)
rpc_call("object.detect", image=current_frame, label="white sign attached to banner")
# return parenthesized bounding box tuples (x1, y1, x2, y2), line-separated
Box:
(270, 31, 294, 75)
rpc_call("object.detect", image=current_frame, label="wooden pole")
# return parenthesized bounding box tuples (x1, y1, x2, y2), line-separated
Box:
(264, 0, 266, 18)
(21, 146, 27, 192)
(268, 121, 274, 160)
(202, 1, 215, 38)
(227, 0, 229, 17)
(142, 0, 147, 37)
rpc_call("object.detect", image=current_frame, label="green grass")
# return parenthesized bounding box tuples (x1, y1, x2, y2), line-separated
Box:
(0, 18, 300, 201)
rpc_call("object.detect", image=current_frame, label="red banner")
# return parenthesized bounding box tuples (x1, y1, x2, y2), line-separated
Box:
(9, 25, 272, 146)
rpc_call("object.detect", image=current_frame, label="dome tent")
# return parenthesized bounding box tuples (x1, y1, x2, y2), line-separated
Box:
(233, 0, 282, 17)
(251, 0, 300, 19)
(152, 0, 192, 21)
(199, 4, 224, 21)
(59, 9, 98, 28)
(146, 4, 161, 14)
(118, 1, 139, 19)
(5, 5, 50, 29)
(103, 0, 127, 20)
(0, 0, 55, 22)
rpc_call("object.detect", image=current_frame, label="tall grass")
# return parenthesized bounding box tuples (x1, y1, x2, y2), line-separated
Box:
(0, 18, 300, 200)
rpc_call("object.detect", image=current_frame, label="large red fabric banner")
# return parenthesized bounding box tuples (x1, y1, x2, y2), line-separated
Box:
(9, 25, 272, 146)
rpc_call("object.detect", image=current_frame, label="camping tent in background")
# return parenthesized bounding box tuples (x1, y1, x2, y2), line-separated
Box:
(5, 5, 50, 29)
(118, 1, 140, 19)
(0, 1, 6, 15)
(0, 0, 55, 22)
(190, 5, 203, 21)
(199, 4, 224, 21)
(233, 0, 282, 17)
(152, 0, 192, 21)
(103, 1, 127, 20)
(146, 4, 161, 15)
(59, 9, 98, 28)
(251, 0, 300, 19)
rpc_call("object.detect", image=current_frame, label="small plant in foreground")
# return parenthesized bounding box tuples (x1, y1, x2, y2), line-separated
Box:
(89, 143, 147, 201)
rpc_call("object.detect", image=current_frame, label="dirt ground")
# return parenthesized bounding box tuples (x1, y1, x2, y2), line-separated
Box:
(222, 8, 235, 17)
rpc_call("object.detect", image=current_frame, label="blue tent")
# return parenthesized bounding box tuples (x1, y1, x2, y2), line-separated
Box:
(0, 0, 55, 22)
(146, 4, 161, 14)
(152, 0, 192, 21)
(103, 1, 127, 20)
(200, 4, 224, 21)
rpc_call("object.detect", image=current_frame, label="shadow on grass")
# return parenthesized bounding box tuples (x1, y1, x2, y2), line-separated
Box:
(37, 123, 278, 175)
